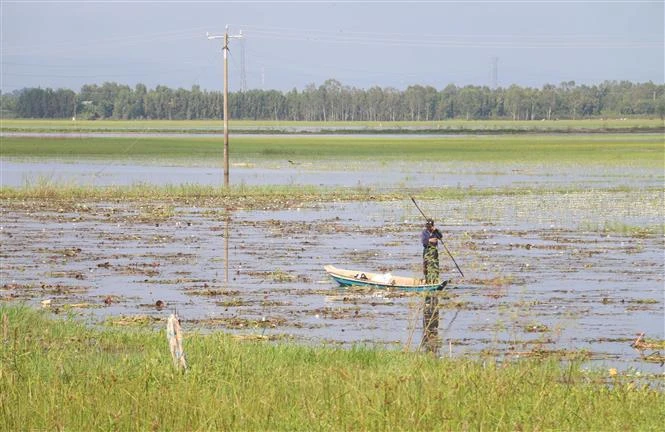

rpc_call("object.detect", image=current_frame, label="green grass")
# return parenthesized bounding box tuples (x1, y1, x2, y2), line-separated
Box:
(1, 305, 663, 431)
(3, 180, 659, 205)
(580, 221, 665, 236)
(2, 134, 663, 166)
(1, 118, 664, 132)
(0, 181, 381, 203)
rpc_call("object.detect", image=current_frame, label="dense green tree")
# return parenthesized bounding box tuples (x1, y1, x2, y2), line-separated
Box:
(0, 91, 18, 118)
(5, 80, 664, 121)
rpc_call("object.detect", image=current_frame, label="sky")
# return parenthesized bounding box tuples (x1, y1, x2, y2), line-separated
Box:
(1, 1, 663, 93)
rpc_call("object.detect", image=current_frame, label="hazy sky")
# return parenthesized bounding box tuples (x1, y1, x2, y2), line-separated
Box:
(1, 1, 663, 93)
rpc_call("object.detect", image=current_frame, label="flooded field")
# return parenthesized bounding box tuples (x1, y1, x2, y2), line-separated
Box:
(2, 158, 662, 190)
(1, 157, 663, 377)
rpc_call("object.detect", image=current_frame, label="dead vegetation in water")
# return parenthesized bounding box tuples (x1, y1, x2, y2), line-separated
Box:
(216, 298, 290, 308)
(185, 287, 241, 297)
(231, 333, 294, 342)
(2, 183, 663, 374)
(2, 282, 89, 297)
(523, 323, 550, 333)
(631, 333, 665, 365)
(638, 352, 665, 365)
(342, 249, 382, 263)
(632, 333, 665, 350)
(41, 247, 83, 258)
(325, 293, 396, 306)
(105, 314, 164, 326)
(61, 302, 103, 310)
(244, 269, 312, 284)
(464, 275, 523, 288)
(495, 347, 595, 361)
(1, 186, 401, 215)
(185, 315, 303, 330)
(309, 306, 373, 320)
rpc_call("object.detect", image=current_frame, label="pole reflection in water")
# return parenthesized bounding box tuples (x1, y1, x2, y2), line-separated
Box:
(224, 209, 230, 285)
(421, 295, 441, 355)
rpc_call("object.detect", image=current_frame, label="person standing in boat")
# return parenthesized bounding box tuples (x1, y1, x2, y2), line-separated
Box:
(421, 219, 441, 283)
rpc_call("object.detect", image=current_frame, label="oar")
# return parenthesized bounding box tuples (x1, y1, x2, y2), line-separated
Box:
(410, 196, 465, 278)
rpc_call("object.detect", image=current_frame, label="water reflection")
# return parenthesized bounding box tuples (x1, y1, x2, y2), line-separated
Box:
(224, 209, 230, 284)
(5, 160, 656, 190)
(420, 295, 441, 355)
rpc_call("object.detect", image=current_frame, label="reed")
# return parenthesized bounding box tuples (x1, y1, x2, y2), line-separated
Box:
(0, 180, 385, 203)
(2, 179, 661, 203)
(1, 305, 662, 431)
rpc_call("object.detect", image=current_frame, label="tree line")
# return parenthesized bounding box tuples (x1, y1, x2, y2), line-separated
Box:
(2, 79, 664, 121)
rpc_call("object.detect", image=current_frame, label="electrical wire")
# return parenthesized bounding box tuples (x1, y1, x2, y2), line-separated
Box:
(2, 26, 212, 56)
(234, 24, 662, 49)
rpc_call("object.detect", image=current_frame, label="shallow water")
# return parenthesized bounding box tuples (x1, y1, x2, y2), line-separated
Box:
(2, 152, 664, 376)
(2, 159, 662, 190)
(1, 188, 663, 375)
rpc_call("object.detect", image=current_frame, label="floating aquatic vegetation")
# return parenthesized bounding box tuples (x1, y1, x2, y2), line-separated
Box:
(632, 333, 665, 350)
(231, 333, 294, 342)
(324, 293, 395, 306)
(270, 269, 294, 283)
(310, 306, 369, 320)
(1, 163, 663, 378)
(185, 288, 241, 297)
(523, 323, 550, 333)
(106, 315, 163, 326)
(138, 204, 176, 222)
(216, 298, 250, 307)
(501, 347, 594, 361)
(62, 302, 102, 310)
(186, 316, 293, 329)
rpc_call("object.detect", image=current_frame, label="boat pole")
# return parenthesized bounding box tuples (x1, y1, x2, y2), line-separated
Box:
(410, 196, 465, 278)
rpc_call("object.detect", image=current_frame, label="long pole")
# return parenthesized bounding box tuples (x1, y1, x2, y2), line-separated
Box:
(410, 196, 429, 221)
(410, 196, 465, 278)
(441, 243, 465, 279)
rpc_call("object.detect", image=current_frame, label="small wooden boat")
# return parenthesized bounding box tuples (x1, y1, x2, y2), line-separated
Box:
(324, 265, 448, 292)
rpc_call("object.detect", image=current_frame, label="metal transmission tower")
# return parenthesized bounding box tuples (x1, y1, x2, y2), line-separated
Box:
(490, 57, 499, 89)
(207, 26, 243, 187)
(239, 30, 247, 92)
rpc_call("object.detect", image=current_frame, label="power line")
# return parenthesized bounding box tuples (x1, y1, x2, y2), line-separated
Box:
(233, 24, 663, 49)
(2, 26, 212, 56)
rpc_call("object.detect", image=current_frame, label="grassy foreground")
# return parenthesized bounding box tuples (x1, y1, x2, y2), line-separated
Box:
(1, 305, 663, 431)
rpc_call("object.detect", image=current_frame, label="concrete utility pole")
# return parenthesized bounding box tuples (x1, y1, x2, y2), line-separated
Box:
(207, 26, 243, 187)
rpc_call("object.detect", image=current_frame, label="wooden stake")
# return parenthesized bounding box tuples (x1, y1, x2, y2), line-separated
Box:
(167, 313, 188, 371)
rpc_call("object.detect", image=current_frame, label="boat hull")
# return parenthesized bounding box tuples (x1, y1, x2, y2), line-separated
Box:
(324, 265, 447, 292)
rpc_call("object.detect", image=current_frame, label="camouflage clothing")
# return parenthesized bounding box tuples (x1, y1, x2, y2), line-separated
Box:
(421, 227, 440, 283)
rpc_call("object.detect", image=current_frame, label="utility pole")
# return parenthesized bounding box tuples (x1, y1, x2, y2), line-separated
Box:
(207, 26, 243, 187)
